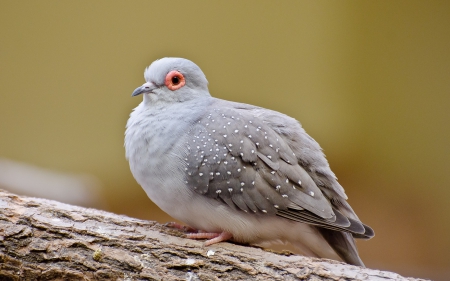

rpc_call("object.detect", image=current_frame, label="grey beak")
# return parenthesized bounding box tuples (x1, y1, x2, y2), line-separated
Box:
(131, 82, 157, 97)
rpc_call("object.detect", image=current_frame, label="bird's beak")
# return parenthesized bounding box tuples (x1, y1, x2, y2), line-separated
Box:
(131, 82, 157, 97)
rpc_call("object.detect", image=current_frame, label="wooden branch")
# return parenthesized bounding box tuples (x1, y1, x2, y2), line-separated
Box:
(0, 190, 425, 281)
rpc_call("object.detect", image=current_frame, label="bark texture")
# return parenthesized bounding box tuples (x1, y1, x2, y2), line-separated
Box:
(0, 190, 426, 281)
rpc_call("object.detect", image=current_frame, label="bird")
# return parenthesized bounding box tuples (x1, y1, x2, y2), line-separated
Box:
(125, 57, 374, 267)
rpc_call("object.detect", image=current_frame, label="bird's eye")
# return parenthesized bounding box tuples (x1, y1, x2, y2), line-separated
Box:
(165, 70, 186, 91)
(172, 76, 180, 85)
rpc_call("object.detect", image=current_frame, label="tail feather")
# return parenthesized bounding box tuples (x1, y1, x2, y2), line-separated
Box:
(318, 228, 365, 267)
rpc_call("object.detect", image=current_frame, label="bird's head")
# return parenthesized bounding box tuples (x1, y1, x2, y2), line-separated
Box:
(132, 57, 210, 104)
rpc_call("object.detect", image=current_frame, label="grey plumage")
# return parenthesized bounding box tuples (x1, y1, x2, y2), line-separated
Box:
(125, 57, 374, 267)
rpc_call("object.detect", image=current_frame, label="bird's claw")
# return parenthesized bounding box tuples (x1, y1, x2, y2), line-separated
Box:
(164, 223, 233, 246)
(186, 231, 233, 246)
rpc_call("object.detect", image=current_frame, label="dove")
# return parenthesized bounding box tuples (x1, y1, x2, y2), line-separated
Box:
(125, 57, 374, 266)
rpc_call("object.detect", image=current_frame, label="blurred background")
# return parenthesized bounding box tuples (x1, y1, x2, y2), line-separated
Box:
(1, 1, 449, 279)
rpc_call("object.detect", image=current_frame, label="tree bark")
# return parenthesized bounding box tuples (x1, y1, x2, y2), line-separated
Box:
(0, 190, 426, 281)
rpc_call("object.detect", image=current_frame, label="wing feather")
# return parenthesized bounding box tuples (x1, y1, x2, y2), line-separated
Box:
(184, 103, 374, 239)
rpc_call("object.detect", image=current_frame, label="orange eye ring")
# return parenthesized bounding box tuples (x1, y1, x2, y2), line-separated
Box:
(165, 70, 186, 91)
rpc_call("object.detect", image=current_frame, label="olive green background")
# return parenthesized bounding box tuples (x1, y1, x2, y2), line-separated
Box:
(1, 1, 449, 279)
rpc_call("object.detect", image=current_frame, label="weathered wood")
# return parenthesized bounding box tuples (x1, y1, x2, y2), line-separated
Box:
(0, 190, 426, 281)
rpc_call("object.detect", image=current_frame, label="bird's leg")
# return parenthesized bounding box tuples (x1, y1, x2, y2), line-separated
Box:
(164, 223, 233, 245)
(186, 231, 233, 246)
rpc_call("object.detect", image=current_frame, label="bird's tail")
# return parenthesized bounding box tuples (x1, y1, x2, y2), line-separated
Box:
(318, 228, 365, 267)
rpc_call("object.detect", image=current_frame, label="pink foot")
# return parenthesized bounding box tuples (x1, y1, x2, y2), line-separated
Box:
(164, 223, 233, 246)
(186, 231, 233, 246)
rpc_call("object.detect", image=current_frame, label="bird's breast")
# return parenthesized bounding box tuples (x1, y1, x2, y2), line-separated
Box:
(124, 100, 210, 214)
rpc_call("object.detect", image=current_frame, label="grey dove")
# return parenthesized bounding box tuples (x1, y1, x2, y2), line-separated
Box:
(125, 57, 374, 267)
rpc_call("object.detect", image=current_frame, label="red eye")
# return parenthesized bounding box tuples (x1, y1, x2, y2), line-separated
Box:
(165, 70, 186, 91)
